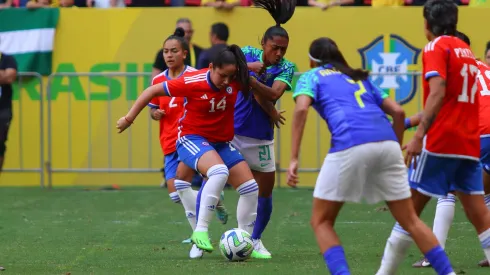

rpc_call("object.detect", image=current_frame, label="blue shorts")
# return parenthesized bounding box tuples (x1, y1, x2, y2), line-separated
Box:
(481, 137, 490, 174)
(177, 134, 244, 174)
(164, 151, 203, 184)
(408, 151, 483, 197)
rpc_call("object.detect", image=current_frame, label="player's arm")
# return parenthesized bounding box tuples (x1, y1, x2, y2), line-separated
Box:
(382, 98, 406, 146)
(254, 94, 285, 128)
(249, 77, 281, 101)
(148, 97, 165, 121)
(0, 54, 17, 85)
(414, 45, 448, 140)
(405, 112, 422, 129)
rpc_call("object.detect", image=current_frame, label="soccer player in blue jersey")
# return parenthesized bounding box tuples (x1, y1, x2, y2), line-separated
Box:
(286, 37, 455, 275)
(231, 0, 296, 259)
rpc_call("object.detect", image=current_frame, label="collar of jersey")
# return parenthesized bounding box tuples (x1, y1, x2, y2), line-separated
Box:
(206, 71, 221, 92)
(164, 65, 188, 80)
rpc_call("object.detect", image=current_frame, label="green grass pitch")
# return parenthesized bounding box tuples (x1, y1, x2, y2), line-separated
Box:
(0, 187, 488, 274)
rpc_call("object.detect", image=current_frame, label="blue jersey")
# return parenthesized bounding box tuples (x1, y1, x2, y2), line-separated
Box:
(293, 65, 396, 153)
(234, 46, 295, 140)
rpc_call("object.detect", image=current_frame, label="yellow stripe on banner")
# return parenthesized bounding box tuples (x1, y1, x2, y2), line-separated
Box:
(383, 34, 395, 99)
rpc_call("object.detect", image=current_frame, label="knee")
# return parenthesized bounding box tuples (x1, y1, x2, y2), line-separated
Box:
(207, 164, 229, 182)
(310, 215, 332, 231)
(237, 179, 259, 197)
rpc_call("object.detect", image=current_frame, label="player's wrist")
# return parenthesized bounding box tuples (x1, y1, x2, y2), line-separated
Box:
(124, 116, 134, 124)
(404, 118, 411, 129)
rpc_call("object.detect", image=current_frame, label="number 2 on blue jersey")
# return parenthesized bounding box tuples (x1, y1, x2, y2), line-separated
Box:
(346, 78, 367, 108)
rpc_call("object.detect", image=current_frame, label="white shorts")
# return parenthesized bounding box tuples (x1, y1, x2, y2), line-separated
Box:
(313, 140, 411, 204)
(231, 135, 276, 173)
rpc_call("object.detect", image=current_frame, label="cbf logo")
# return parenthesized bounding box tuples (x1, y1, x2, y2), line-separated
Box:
(358, 34, 421, 105)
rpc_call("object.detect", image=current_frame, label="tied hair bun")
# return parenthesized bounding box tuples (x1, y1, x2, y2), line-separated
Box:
(174, 27, 185, 37)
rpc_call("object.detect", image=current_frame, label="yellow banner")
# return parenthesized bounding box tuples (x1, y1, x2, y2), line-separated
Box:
(4, 7, 490, 187)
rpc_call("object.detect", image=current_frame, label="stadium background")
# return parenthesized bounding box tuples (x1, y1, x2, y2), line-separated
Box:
(3, 7, 490, 187)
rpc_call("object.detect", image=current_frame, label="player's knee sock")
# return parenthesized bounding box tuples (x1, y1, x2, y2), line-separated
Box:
(376, 223, 413, 275)
(168, 191, 181, 204)
(485, 194, 490, 209)
(251, 196, 273, 240)
(236, 179, 258, 234)
(424, 246, 454, 275)
(323, 245, 350, 275)
(175, 180, 198, 231)
(478, 228, 490, 261)
(195, 164, 229, 232)
(433, 194, 456, 249)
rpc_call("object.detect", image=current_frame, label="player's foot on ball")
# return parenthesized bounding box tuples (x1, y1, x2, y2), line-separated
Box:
(182, 237, 192, 244)
(251, 239, 272, 259)
(478, 258, 489, 267)
(189, 244, 204, 259)
(412, 257, 431, 268)
(192, 231, 213, 252)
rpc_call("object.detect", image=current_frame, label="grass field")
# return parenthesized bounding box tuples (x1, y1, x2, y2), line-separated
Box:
(0, 187, 488, 275)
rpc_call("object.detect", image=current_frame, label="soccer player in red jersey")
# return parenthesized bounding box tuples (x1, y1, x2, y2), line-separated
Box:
(117, 45, 278, 253)
(377, 1, 490, 274)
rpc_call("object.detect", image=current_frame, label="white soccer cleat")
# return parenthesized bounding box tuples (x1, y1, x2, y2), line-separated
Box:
(251, 239, 272, 259)
(189, 244, 204, 259)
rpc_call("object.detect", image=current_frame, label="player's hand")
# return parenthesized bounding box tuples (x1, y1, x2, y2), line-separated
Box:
(248, 61, 266, 76)
(320, 3, 329, 10)
(287, 159, 299, 188)
(403, 136, 423, 169)
(152, 109, 166, 120)
(116, 116, 132, 133)
(270, 109, 286, 128)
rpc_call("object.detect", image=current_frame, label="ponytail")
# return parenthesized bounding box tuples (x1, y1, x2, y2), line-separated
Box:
(253, 0, 296, 42)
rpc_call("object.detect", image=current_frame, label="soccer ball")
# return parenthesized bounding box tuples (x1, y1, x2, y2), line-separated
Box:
(219, 228, 254, 261)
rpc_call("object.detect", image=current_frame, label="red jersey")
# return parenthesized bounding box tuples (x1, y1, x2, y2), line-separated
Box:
(422, 36, 480, 160)
(477, 60, 490, 136)
(162, 68, 242, 143)
(149, 66, 196, 155)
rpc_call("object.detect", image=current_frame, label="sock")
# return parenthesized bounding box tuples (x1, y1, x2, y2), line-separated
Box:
(323, 245, 350, 275)
(251, 196, 273, 240)
(376, 223, 413, 275)
(195, 164, 229, 232)
(174, 180, 198, 231)
(485, 194, 490, 209)
(433, 194, 456, 248)
(168, 191, 181, 204)
(479, 228, 490, 262)
(236, 179, 259, 234)
(424, 245, 454, 275)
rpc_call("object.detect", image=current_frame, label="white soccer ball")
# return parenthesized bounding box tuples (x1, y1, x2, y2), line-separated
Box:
(219, 228, 254, 261)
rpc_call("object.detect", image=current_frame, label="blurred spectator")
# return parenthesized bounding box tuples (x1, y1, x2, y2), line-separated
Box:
(0, 51, 17, 174)
(126, 0, 164, 6)
(469, 0, 489, 6)
(201, 0, 240, 10)
(0, 0, 12, 8)
(152, 18, 203, 79)
(371, 0, 404, 6)
(308, 0, 354, 9)
(87, 0, 125, 7)
(196, 23, 229, 69)
(26, 0, 75, 7)
(485, 41, 490, 66)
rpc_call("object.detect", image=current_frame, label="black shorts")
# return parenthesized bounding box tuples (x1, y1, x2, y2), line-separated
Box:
(0, 109, 12, 156)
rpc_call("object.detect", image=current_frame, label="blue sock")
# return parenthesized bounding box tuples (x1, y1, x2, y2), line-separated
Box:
(196, 179, 206, 221)
(251, 196, 273, 240)
(424, 245, 454, 275)
(323, 246, 350, 275)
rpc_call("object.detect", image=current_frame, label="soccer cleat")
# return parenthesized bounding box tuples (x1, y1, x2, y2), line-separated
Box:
(215, 203, 229, 225)
(0, 266, 5, 271)
(412, 257, 431, 268)
(251, 239, 272, 259)
(189, 244, 204, 259)
(182, 237, 192, 244)
(478, 258, 489, 267)
(192, 231, 214, 252)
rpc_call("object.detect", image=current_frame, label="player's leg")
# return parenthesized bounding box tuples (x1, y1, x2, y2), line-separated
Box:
(0, 112, 11, 174)
(413, 190, 457, 268)
(453, 160, 490, 266)
(216, 142, 258, 234)
(377, 150, 455, 275)
(196, 178, 229, 225)
(177, 135, 229, 253)
(478, 137, 490, 266)
(231, 135, 275, 259)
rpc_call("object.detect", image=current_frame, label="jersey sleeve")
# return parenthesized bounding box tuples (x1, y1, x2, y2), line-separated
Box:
(0, 54, 18, 70)
(241, 46, 254, 56)
(274, 62, 295, 91)
(423, 42, 448, 80)
(293, 71, 318, 102)
(148, 96, 159, 109)
(367, 80, 386, 107)
(163, 77, 200, 98)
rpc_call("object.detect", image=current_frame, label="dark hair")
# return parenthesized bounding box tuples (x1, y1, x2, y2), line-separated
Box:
(455, 31, 470, 46)
(486, 41, 490, 54)
(164, 27, 189, 52)
(309, 37, 369, 82)
(211, 44, 250, 95)
(211, 23, 229, 42)
(253, 0, 296, 43)
(423, 0, 458, 37)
